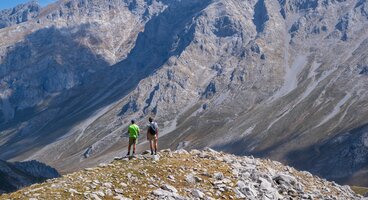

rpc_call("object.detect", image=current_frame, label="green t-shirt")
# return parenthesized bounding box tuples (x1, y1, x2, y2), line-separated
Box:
(128, 124, 140, 138)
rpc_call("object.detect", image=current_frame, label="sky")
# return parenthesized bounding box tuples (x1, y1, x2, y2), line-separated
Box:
(0, 0, 57, 10)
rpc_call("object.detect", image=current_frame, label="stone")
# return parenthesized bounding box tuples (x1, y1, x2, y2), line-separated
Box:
(120, 182, 128, 187)
(98, 163, 108, 167)
(161, 184, 178, 193)
(185, 173, 197, 184)
(91, 194, 102, 200)
(142, 150, 151, 155)
(115, 189, 124, 194)
(94, 191, 105, 197)
(259, 177, 272, 191)
(68, 188, 80, 194)
(152, 188, 184, 199)
(190, 149, 202, 155)
(106, 189, 113, 196)
(113, 195, 131, 200)
(199, 152, 210, 158)
(160, 149, 172, 153)
(192, 189, 205, 199)
(153, 155, 160, 161)
(233, 188, 246, 199)
(203, 147, 218, 153)
(103, 182, 113, 188)
(273, 174, 297, 186)
(213, 172, 224, 180)
(175, 149, 189, 154)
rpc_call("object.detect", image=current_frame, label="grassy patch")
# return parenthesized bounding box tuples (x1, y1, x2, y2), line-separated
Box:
(351, 186, 368, 196)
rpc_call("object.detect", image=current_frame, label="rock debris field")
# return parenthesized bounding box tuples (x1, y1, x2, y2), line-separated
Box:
(0, 149, 365, 200)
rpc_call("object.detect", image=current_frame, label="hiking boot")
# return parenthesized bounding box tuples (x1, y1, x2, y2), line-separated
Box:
(126, 152, 130, 157)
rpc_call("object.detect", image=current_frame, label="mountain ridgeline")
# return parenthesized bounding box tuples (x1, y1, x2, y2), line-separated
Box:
(0, 0, 367, 188)
(0, 159, 60, 194)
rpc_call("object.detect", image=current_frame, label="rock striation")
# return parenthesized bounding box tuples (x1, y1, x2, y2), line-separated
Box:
(0, 149, 364, 199)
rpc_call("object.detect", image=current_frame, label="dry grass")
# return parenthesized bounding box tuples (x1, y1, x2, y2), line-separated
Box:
(351, 186, 368, 196)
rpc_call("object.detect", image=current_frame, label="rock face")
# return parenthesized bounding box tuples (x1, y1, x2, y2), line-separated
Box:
(0, 0, 368, 187)
(0, 1, 40, 29)
(0, 150, 363, 199)
(0, 160, 60, 194)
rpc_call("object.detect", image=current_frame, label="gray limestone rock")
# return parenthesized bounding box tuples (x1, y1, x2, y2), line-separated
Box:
(0, 0, 368, 190)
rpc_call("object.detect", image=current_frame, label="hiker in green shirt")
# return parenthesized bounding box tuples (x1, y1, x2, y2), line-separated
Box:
(127, 120, 140, 156)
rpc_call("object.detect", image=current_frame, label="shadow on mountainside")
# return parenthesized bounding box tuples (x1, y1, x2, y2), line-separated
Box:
(285, 124, 368, 187)
(214, 124, 368, 187)
(0, 24, 110, 158)
(0, 0, 213, 164)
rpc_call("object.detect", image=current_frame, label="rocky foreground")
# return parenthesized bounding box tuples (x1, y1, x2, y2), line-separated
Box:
(0, 149, 365, 200)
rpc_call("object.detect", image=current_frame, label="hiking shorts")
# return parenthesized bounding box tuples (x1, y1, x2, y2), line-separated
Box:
(147, 133, 157, 142)
(129, 137, 137, 145)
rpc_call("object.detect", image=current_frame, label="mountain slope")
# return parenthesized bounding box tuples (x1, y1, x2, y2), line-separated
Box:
(0, 0, 367, 187)
(0, 160, 59, 194)
(0, 1, 40, 29)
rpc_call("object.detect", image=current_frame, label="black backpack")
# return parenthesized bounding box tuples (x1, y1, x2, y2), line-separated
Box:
(149, 123, 157, 135)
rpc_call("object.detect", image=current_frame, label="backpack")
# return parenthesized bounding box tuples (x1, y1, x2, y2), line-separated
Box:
(149, 123, 157, 135)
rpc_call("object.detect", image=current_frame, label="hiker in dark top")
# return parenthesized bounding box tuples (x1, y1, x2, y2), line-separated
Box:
(127, 120, 140, 157)
(147, 117, 159, 155)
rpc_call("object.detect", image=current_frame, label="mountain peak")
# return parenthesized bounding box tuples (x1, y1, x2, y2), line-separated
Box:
(0, 149, 363, 199)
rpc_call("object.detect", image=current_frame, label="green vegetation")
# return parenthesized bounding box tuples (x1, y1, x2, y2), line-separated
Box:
(351, 186, 368, 196)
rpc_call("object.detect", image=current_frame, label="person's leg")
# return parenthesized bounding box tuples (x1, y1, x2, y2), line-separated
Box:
(132, 139, 136, 155)
(154, 135, 158, 154)
(127, 138, 132, 156)
(150, 139, 154, 155)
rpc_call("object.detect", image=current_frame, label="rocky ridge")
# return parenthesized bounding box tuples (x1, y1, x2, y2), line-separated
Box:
(0, 149, 364, 199)
(0, 1, 40, 29)
(0, 160, 60, 194)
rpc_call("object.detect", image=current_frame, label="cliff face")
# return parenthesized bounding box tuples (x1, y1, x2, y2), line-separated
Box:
(0, 149, 363, 199)
(0, 1, 40, 29)
(0, 0, 368, 187)
(0, 160, 59, 194)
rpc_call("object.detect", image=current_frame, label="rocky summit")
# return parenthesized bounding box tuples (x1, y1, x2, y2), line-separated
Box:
(0, 0, 368, 189)
(0, 149, 365, 199)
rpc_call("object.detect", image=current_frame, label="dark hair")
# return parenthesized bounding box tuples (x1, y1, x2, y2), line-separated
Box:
(148, 117, 153, 122)
(131, 119, 135, 124)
